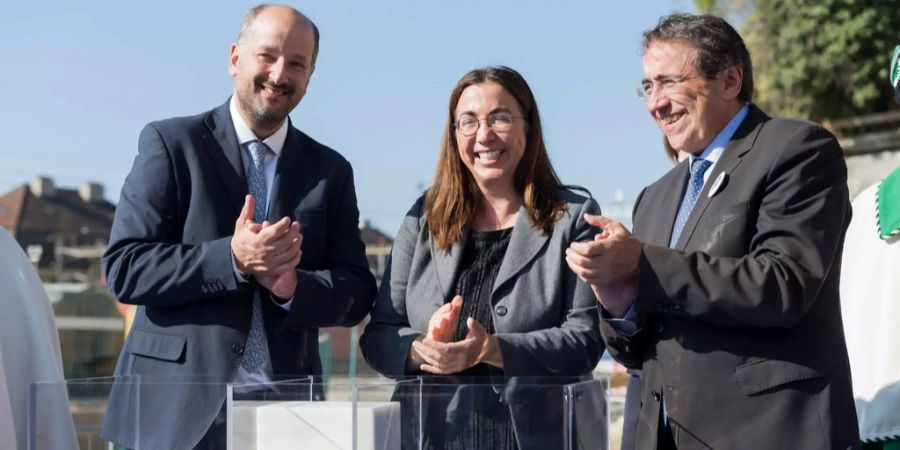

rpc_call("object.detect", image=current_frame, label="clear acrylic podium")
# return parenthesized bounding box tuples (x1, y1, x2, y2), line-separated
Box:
(29, 376, 609, 450)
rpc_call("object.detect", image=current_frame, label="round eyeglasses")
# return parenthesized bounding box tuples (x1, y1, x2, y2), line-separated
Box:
(454, 113, 524, 136)
(636, 75, 697, 101)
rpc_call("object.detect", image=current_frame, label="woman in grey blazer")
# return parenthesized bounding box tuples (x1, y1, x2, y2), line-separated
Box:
(360, 66, 603, 449)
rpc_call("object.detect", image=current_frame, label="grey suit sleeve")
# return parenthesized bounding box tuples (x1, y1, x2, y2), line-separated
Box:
(637, 124, 850, 328)
(359, 201, 424, 377)
(283, 163, 377, 328)
(495, 198, 604, 376)
(103, 124, 241, 306)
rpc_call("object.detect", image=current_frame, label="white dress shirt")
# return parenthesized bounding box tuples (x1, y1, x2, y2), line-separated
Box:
(228, 96, 293, 311)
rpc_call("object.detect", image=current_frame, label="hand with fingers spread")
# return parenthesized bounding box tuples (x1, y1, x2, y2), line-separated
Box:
(412, 317, 502, 375)
(565, 214, 641, 317)
(231, 195, 303, 277)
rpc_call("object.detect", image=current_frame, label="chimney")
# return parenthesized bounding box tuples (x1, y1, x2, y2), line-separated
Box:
(79, 182, 104, 203)
(30, 176, 56, 197)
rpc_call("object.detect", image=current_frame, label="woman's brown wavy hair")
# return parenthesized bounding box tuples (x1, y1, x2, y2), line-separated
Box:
(425, 66, 567, 251)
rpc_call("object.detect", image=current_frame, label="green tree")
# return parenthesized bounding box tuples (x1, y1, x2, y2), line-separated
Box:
(696, 0, 899, 122)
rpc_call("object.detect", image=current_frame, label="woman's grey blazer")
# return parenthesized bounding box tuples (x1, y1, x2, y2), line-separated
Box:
(361, 189, 603, 377)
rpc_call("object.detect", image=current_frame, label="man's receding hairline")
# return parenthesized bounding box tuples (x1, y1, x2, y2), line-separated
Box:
(237, 5, 313, 44)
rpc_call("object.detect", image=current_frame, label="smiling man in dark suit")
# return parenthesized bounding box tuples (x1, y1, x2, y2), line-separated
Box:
(100, 5, 376, 449)
(566, 13, 859, 450)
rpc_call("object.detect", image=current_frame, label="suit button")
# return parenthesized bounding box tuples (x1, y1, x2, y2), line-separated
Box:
(232, 343, 244, 355)
(495, 306, 508, 316)
(656, 324, 664, 333)
(651, 390, 661, 401)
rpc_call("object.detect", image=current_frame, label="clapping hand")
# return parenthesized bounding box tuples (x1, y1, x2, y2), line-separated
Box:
(413, 317, 495, 374)
(405, 295, 503, 374)
(565, 214, 640, 317)
(231, 195, 302, 300)
(428, 296, 463, 342)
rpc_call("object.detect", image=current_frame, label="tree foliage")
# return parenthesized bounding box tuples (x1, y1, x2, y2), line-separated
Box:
(696, 0, 899, 121)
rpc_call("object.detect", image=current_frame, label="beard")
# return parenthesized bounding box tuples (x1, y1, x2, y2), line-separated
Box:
(235, 77, 300, 130)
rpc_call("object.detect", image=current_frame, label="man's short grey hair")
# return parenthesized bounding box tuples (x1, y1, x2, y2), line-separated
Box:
(236, 4, 320, 65)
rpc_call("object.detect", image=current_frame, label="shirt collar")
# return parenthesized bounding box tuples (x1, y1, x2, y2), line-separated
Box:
(229, 95, 288, 157)
(690, 104, 750, 166)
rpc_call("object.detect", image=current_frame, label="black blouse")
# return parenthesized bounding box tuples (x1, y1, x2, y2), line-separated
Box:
(443, 227, 517, 450)
(452, 227, 513, 343)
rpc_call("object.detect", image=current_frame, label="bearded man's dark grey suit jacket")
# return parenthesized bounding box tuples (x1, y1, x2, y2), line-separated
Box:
(603, 105, 860, 449)
(100, 100, 376, 450)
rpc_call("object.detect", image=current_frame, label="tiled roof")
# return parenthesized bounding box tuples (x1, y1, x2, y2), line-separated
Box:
(0, 184, 115, 237)
(0, 186, 27, 233)
(360, 223, 392, 246)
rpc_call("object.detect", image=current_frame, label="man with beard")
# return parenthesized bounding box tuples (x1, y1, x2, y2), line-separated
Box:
(566, 13, 859, 449)
(101, 5, 376, 449)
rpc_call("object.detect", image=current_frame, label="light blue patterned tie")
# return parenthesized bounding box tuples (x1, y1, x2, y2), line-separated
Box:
(241, 140, 271, 372)
(669, 158, 712, 248)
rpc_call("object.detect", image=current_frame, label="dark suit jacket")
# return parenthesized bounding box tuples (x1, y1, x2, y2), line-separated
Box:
(601, 105, 860, 449)
(100, 100, 376, 450)
(361, 190, 603, 449)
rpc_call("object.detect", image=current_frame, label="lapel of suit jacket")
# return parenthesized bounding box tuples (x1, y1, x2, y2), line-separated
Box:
(491, 205, 551, 298)
(267, 121, 312, 221)
(674, 105, 768, 250)
(202, 99, 248, 216)
(430, 229, 468, 302)
(646, 164, 690, 247)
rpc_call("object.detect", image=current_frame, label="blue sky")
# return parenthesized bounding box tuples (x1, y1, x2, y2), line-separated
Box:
(0, 0, 694, 234)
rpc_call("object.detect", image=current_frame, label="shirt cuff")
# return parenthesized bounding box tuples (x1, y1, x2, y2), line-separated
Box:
(605, 300, 641, 336)
(273, 297, 293, 311)
(231, 250, 250, 283)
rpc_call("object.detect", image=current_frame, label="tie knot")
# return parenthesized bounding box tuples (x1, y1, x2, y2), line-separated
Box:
(690, 158, 712, 177)
(247, 140, 270, 165)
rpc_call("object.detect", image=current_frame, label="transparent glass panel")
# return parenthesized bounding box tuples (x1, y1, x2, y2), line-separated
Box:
(354, 376, 609, 450)
(231, 377, 362, 449)
(30, 376, 233, 450)
(29, 375, 609, 449)
(26, 376, 107, 450)
(608, 389, 626, 449)
(564, 378, 609, 450)
(353, 378, 413, 450)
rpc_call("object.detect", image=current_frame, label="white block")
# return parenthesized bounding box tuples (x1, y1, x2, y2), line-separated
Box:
(232, 401, 401, 450)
